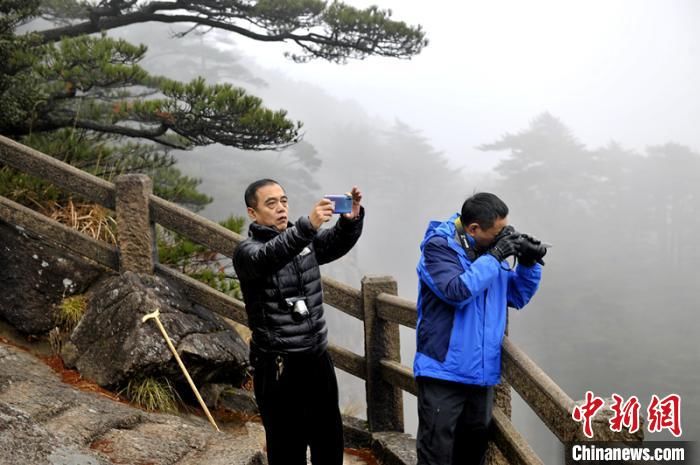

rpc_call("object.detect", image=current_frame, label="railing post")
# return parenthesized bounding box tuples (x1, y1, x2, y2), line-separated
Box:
(495, 313, 512, 418)
(489, 314, 513, 465)
(115, 174, 154, 274)
(361, 275, 404, 432)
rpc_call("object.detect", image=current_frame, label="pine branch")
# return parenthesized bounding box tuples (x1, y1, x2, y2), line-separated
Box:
(37, 1, 427, 62)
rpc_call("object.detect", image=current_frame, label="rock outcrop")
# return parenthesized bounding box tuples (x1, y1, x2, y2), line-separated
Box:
(0, 220, 103, 334)
(62, 271, 249, 389)
(0, 341, 266, 465)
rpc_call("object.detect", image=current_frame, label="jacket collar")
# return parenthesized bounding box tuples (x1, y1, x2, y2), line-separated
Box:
(421, 213, 476, 247)
(421, 213, 478, 260)
(248, 221, 292, 241)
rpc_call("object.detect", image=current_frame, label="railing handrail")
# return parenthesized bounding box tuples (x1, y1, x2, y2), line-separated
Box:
(0, 135, 116, 208)
(0, 195, 119, 269)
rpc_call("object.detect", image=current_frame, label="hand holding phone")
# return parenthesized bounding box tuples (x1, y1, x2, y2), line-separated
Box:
(324, 194, 353, 214)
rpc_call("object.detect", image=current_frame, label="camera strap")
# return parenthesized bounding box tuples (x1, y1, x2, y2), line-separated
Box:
(454, 218, 477, 262)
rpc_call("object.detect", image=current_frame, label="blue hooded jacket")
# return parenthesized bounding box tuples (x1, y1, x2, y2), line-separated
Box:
(413, 214, 542, 386)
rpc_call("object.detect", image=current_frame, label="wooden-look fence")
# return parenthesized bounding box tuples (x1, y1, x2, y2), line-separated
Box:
(0, 135, 630, 465)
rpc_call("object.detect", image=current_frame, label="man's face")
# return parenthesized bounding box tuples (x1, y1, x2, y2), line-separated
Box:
(247, 183, 289, 231)
(467, 216, 509, 250)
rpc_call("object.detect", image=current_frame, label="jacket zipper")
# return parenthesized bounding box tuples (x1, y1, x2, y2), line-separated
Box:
(292, 255, 304, 298)
(292, 256, 313, 331)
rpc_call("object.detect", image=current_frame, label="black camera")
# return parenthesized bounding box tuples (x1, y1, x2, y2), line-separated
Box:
(494, 225, 518, 242)
(496, 225, 550, 265)
(285, 297, 309, 322)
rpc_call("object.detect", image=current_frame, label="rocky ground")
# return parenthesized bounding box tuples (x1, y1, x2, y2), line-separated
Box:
(0, 339, 374, 465)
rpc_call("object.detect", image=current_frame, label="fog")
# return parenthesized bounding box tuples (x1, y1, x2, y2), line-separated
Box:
(228, 0, 700, 172)
(103, 3, 700, 463)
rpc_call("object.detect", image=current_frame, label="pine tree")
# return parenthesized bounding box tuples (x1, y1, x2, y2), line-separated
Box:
(1, 0, 426, 207)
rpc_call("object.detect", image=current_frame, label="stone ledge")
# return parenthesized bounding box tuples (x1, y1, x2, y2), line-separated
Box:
(0, 342, 264, 465)
(372, 431, 417, 465)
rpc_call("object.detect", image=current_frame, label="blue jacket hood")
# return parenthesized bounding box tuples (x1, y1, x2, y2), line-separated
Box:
(420, 213, 476, 252)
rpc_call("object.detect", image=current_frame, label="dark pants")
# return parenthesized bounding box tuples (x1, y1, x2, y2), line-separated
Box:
(252, 349, 344, 465)
(416, 376, 494, 465)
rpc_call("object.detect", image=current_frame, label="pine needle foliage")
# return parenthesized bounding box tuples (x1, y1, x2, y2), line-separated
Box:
(158, 215, 245, 298)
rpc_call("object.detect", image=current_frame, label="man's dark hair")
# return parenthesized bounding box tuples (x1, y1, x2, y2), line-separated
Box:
(460, 192, 509, 229)
(244, 179, 282, 208)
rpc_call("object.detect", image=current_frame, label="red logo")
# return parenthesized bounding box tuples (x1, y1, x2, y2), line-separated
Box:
(572, 391, 605, 438)
(609, 393, 641, 434)
(647, 394, 682, 437)
(572, 392, 683, 439)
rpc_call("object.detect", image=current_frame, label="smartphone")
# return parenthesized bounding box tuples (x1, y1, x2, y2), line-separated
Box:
(324, 194, 352, 214)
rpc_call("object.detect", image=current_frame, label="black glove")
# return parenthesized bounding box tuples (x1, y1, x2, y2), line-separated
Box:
(488, 232, 521, 262)
(518, 234, 547, 266)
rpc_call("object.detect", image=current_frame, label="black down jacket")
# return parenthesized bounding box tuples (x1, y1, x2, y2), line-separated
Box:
(233, 209, 364, 355)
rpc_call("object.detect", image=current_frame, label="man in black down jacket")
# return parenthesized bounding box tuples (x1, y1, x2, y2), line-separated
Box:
(233, 179, 364, 465)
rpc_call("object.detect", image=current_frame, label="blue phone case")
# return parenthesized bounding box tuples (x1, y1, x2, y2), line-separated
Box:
(325, 195, 352, 214)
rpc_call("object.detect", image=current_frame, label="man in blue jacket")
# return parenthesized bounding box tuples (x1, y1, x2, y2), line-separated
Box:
(414, 192, 545, 465)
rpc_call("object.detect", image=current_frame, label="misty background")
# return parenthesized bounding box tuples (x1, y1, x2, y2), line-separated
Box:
(102, 2, 698, 463)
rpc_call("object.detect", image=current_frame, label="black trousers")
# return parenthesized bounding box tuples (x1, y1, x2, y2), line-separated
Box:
(416, 376, 494, 465)
(252, 349, 344, 465)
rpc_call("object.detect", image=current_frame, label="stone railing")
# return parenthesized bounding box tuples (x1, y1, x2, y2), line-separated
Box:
(0, 135, 638, 465)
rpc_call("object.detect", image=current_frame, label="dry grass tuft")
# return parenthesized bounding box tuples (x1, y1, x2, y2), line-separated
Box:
(121, 377, 180, 413)
(48, 327, 63, 356)
(56, 294, 88, 332)
(340, 400, 363, 418)
(42, 198, 117, 244)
